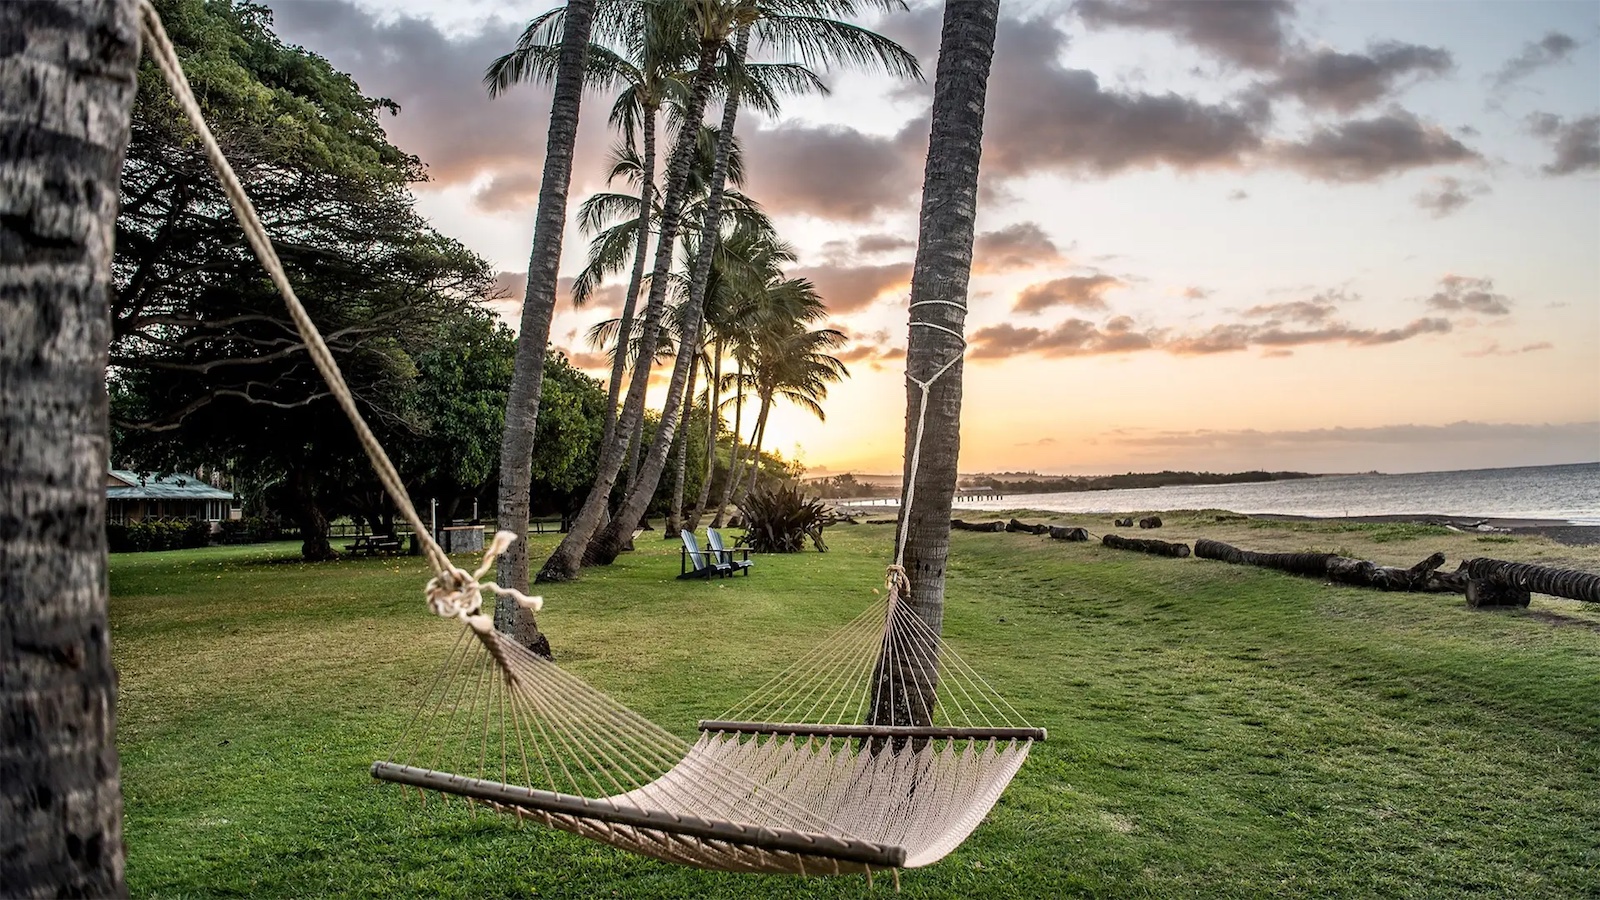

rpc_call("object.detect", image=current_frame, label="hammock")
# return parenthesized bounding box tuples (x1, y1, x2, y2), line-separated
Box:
(136, 0, 1042, 878)
(372, 575, 1042, 875)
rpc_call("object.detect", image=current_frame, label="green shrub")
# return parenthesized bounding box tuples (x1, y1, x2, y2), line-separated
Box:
(218, 516, 282, 544)
(736, 485, 830, 553)
(107, 519, 211, 553)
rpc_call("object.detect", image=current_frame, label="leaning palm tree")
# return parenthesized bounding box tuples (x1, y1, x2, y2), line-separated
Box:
(578, 0, 921, 568)
(488, 0, 598, 649)
(727, 294, 848, 506)
(868, 0, 1000, 729)
(1, 1, 138, 894)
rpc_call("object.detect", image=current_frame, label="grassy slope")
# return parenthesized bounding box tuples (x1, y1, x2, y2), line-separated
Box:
(110, 524, 1600, 898)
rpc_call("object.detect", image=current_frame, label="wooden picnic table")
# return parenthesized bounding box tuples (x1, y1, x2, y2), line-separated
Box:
(344, 533, 403, 556)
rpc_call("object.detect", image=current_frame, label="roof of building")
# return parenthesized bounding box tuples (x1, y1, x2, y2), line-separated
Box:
(107, 470, 235, 501)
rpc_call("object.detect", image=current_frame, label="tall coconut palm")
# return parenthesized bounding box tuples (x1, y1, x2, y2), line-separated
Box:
(868, 0, 1000, 729)
(583, 1, 921, 567)
(489, 0, 597, 649)
(1, 1, 138, 894)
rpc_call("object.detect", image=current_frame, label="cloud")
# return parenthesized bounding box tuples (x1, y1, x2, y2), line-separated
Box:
(1110, 419, 1599, 450)
(1527, 113, 1600, 176)
(1014, 275, 1124, 313)
(1275, 109, 1479, 181)
(973, 222, 1066, 273)
(1425, 275, 1512, 316)
(740, 123, 920, 221)
(268, 2, 614, 202)
(1465, 341, 1554, 358)
(854, 234, 916, 255)
(1493, 32, 1580, 89)
(836, 328, 906, 370)
(791, 262, 913, 313)
(970, 317, 1155, 359)
(1226, 189, 1249, 200)
(1165, 317, 1450, 354)
(1264, 42, 1453, 113)
(1243, 299, 1338, 324)
(1183, 286, 1212, 300)
(982, 20, 1265, 178)
(1073, 0, 1297, 70)
(1413, 176, 1489, 218)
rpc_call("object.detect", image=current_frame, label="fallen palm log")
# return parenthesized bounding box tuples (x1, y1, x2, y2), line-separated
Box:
(1102, 534, 1190, 558)
(1114, 517, 1134, 528)
(1464, 558, 1600, 608)
(1194, 539, 1335, 576)
(1198, 539, 1466, 595)
(1326, 552, 1451, 592)
(951, 519, 1006, 533)
(1006, 518, 1051, 535)
(1049, 526, 1089, 542)
(1138, 515, 1163, 529)
(865, 517, 901, 525)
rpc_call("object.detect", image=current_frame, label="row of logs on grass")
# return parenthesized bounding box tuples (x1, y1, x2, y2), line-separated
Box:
(1006, 518, 1051, 535)
(1102, 534, 1191, 558)
(1463, 558, 1600, 608)
(1195, 539, 1466, 593)
(951, 519, 1006, 533)
(1050, 526, 1089, 542)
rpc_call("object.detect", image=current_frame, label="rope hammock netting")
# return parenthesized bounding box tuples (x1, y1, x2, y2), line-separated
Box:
(136, 0, 1042, 878)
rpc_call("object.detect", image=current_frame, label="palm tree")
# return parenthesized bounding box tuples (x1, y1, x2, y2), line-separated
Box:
(727, 288, 848, 506)
(488, 0, 597, 648)
(580, 1, 921, 568)
(868, 0, 1000, 729)
(1, 1, 138, 894)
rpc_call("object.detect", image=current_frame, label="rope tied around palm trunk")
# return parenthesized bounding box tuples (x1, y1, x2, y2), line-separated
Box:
(136, 0, 541, 628)
(889, 299, 967, 606)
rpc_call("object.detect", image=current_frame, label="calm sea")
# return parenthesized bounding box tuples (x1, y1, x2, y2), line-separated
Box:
(948, 462, 1600, 525)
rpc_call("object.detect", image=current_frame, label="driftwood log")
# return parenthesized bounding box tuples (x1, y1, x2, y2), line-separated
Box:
(1006, 518, 1051, 535)
(1113, 517, 1134, 528)
(1138, 516, 1163, 529)
(866, 517, 901, 525)
(1464, 558, 1600, 608)
(1102, 534, 1191, 558)
(1197, 539, 1467, 594)
(1194, 539, 1335, 576)
(1049, 526, 1089, 542)
(951, 519, 1006, 533)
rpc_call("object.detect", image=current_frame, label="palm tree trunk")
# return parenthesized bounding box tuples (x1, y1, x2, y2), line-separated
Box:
(0, 1, 138, 893)
(586, 25, 751, 567)
(599, 104, 656, 449)
(665, 347, 701, 534)
(687, 337, 722, 530)
(733, 392, 773, 505)
(869, 0, 998, 730)
(540, 37, 724, 582)
(709, 361, 745, 528)
(494, 0, 596, 646)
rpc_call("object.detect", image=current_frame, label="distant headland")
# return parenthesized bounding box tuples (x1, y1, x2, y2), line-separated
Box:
(810, 469, 1319, 499)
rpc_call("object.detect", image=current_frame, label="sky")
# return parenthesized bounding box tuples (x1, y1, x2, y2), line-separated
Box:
(263, 0, 1600, 477)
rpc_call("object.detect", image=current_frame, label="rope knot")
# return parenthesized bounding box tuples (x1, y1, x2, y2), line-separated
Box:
(424, 530, 544, 626)
(885, 564, 910, 604)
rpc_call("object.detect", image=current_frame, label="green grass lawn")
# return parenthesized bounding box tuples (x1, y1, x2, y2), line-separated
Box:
(110, 524, 1600, 898)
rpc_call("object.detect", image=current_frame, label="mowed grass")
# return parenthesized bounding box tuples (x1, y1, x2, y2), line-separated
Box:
(110, 524, 1600, 898)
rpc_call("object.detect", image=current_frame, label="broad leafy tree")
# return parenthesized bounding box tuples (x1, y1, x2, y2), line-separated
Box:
(0, 0, 139, 894)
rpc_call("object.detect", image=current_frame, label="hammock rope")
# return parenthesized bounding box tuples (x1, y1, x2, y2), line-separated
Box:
(136, 0, 1041, 878)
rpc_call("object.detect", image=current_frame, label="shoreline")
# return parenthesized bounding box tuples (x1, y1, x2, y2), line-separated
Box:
(834, 504, 1600, 547)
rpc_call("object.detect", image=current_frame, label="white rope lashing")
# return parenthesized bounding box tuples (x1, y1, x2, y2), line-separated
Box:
(135, 0, 540, 628)
(889, 298, 968, 594)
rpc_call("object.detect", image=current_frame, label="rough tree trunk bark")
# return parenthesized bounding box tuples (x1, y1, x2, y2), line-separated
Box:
(665, 348, 700, 534)
(493, 0, 595, 651)
(709, 359, 746, 528)
(539, 37, 723, 583)
(1, 1, 139, 894)
(687, 337, 723, 530)
(600, 105, 656, 450)
(584, 27, 751, 568)
(869, 0, 998, 730)
(286, 464, 334, 561)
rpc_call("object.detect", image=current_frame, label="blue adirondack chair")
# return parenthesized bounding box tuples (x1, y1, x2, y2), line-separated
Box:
(678, 530, 730, 579)
(706, 528, 752, 576)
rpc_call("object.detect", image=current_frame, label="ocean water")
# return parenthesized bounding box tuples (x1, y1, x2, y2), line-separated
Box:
(948, 462, 1600, 525)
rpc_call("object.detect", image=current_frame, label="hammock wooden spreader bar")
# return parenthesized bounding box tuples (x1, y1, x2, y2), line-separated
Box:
(697, 721, 1048, 741)
(370, 762, 908, 868)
